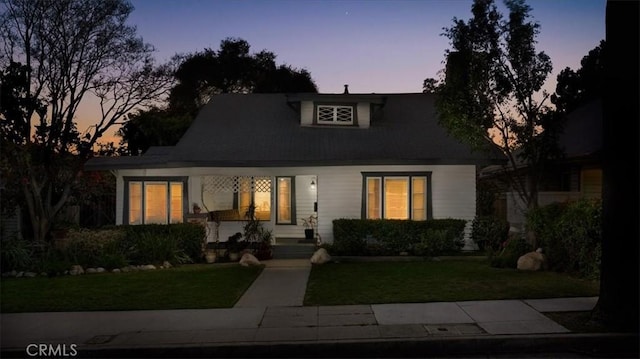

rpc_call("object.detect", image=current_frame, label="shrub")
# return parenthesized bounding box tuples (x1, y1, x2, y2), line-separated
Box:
(121, 223, 204, 264)
(414, 229, 464, 257)
(490, 237, 531, 268)
(0, 237, 33, 271)
(471, 215, 509, 254)
(526, 199, 602, 279)
(64, 228, 126, 269)
(332, 218, 467, 256)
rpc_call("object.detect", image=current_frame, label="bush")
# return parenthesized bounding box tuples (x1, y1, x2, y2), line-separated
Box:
(526, 199, 602, 279)
(332, 219, 467, 256)
(1, 237, 33, 271)
(490, 237, 531, 268)
(122, 223, 205, 264)
(471, 215, 509, 254)
(63, 228, 126, 269)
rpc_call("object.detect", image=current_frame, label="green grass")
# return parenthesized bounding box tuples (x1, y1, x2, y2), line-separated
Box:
(304, 259, 599, 306)
(0, 264, 263, 313)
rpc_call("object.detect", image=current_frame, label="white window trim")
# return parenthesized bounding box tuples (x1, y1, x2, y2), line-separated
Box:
(316, 105, 354, 125)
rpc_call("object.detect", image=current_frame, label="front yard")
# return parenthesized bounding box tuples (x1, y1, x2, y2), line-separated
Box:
(304, 258, 599, 306)
(1, 258, 600, 313)
(0, 264, 263, 313)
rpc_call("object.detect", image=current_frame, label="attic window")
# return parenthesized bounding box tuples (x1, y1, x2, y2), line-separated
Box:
(316, 105, 354, 125)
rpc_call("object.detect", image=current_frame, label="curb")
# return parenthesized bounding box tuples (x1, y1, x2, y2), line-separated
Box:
(3, 333, 637, 358)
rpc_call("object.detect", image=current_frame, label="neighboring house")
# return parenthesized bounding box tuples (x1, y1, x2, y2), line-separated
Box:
(481, 99, 602, 228)
(85, 92, 499, 249)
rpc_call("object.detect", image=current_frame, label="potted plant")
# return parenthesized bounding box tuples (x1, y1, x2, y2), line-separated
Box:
(226, 232, 244, 261)
(301, 214, 317, 240)
(192, 203, 202, 214)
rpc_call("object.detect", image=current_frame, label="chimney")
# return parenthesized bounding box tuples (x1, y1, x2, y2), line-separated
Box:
(343, 84, 349, 94)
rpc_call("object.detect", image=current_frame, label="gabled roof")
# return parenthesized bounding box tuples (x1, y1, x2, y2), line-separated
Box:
(85, 93, 501, 170)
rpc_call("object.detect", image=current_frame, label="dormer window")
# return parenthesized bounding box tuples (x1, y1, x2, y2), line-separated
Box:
(316, 105, 354, 125)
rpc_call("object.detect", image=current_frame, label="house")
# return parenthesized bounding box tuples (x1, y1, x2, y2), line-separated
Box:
(85, 92, 500, 250)
(480, 99, 602, 228)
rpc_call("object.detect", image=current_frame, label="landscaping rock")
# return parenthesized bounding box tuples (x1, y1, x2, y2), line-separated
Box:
(69, 265, 84, 276)
(162, 261, 172, 269)
(310, 248, 331, 265)
(24, 272, 37, 278)
(112, 268, 121, 273)
(517, 248, 546, 271)
(239, 253, 261, 267)
(141, 264, 156, 271)
(86, 268, 97, 274)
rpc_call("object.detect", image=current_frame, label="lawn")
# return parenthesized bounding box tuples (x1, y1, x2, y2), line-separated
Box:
(304, 258, 599, 306)
(0, 264, 263, 313)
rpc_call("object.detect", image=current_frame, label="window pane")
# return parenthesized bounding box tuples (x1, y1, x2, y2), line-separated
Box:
(238, 178, 252, 218)
(170, 182, 183, 224)
(254, 178, 271, 221)
(129, 182, 142, 225)
(412, 177, 426, 220)
(385, 178, 409, 220)
(145, 182, 168, 224)
(277, 177, 292, 223)
(367, 178, 381, 219)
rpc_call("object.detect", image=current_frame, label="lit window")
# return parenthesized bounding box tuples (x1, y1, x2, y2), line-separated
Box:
(125, 178, 186, 225)
(316, 105, 354, 125)
(363, 173, 431, 220)
(276, 177, 295, 224)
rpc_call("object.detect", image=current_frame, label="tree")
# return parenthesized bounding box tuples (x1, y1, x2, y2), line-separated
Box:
(429, 0, 560, 211)
(0, 0, 174, 242)
(168, 37, 318, 116)
(118, 37, 318, 154)
(552, 40, 605, 114)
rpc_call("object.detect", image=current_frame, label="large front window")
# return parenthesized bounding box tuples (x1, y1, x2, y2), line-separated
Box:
(363, 172, 431, 220)
(126, 177, 187, 225)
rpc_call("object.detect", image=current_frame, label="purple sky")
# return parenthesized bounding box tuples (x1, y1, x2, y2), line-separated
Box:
(128, 0, 606, 94)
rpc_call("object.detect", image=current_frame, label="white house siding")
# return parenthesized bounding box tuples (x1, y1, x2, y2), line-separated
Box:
(112, 165, 477, 247)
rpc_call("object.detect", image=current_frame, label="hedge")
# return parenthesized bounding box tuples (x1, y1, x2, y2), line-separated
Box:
(331, 219, 467, 256)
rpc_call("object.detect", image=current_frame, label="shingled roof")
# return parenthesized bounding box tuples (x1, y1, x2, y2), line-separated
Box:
(85, 93, 500, 170)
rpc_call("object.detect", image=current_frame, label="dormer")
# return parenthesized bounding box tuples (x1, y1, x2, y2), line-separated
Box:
(287, 92, 386, 129)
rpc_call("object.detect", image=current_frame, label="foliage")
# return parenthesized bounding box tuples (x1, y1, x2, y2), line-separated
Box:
(526, 199, 602, 279)
(489, 237, 531, 268)
(300, 214, 317, 229)
(471, 215, 509, 253)
(0, 237, 33, 271)
(117, 107, 192, 155)
(122, 223, 206, 264)
(551, 40, 605, 114)
(0, 0, 175, 242)
(331, 219, 467, 256)
(168, 37, 318, 115)
(64, 228, 127, 269)
(428, 0, 562, 210)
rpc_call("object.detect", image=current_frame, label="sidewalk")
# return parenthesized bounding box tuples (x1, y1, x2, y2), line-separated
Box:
(0, 259, 637, 358)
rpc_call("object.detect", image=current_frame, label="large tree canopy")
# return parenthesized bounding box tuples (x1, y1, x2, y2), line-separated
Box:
(552, 40, 605, 114)
(118, 37, 318, 155)
(0, 0, 174, 241)
(429, 0, 560, 210)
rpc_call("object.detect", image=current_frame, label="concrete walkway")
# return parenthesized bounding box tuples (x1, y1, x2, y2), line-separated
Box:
(1, 259, 636, 358)
(234, 259, 311, 308)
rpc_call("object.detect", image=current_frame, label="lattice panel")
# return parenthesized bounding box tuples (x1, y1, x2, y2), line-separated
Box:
(317, 106, 334, 122)
(202, 176, 271, 193)
(336, 107, 353, 122)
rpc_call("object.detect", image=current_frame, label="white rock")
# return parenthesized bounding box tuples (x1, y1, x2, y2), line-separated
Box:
(310, 248, 331, 265)
(70, 265, 84, 275)
(16, 271, 24, 278)
(162, 261, 172, 269)
(86, 268, 97, 274)
(141, 264, 156, 271)
(239, 253, 261, 267)
(112, 268, 121, 273)
(96, 267, 106, 273)
(517, 248, 546, 271)
(24, 272, 37, 278)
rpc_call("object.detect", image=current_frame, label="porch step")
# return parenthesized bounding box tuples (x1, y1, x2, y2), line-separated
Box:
(276, 237, 316, 245)
(272, 243, 317, 260)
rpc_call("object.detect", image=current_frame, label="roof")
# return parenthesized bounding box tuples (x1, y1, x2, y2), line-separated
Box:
(85, 93, 502, 170)
(558, 98, 602, 159)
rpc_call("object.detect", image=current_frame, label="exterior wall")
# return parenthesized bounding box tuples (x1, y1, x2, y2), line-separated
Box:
(581, 167, 602, 199)
(113, 165, 477, 247)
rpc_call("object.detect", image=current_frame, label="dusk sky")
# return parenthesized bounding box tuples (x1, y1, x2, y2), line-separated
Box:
(86, 0, 606, 141)
(128, 0, 605, 94)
